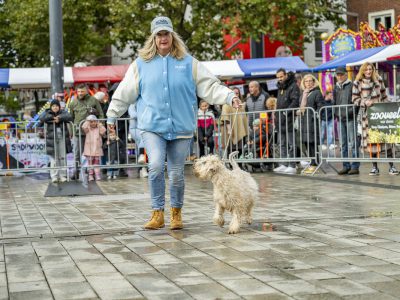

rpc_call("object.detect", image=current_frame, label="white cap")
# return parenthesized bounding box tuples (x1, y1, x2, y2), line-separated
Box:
(151, 16, 173, 34)
(94, 91, 106, 101)
(86, 115, 98, 121)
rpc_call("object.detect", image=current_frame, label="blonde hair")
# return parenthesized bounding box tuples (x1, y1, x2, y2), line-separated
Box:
(355, 62, 379, 82)
(265, 97, 277, 110)
(300, 74, 320, 90)
(138, 31, 188, 61)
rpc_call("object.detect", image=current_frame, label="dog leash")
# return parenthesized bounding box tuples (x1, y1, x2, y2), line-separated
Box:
(222, 107, 240, 160)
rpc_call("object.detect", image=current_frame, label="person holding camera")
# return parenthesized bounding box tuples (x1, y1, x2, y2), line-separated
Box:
(68, 84, 104, 179)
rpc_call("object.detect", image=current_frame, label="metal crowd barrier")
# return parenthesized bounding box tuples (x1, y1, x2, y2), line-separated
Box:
(214, 107, 319, 168)
(318, 104, 400, 165)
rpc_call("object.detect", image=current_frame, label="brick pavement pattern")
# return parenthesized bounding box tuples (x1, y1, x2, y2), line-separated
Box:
(1, 168, 400, 299)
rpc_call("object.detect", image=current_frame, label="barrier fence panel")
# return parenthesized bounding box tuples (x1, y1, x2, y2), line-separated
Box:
(215, 107, 319, 171)
(0, 120, 74, 175)
(318, 104, 400, 165)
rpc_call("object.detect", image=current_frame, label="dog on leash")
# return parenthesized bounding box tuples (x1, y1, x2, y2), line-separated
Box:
(193, 151, 258, 234)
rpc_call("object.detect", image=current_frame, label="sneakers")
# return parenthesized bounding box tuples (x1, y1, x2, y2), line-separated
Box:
(300, 161, 310, 168)
(59, 176, 67, 182)
(369, 167, 379, 176)
(389, 166, 399, 175)
(302, 165, 316, 175)
(283, 166, 297, 174)
(51, 177, 58, 183)
(321, 144, 327, 150)
(138, 154, 146, 164)
(273, 165, 287, 172)
(89, 174, 94, 181)
(140, 168, 148, 178)
(113, 175, 118, 179)
(107, 175, 112, 180)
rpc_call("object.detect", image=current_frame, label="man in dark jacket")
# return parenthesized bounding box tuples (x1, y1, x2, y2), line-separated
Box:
(333, 66, 360, 175)
(273, 68, 300, 174)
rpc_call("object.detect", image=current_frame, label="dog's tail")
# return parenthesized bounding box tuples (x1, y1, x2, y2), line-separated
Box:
(228, 151, 240, 170)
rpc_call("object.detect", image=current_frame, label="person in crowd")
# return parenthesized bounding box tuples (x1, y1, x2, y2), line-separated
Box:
(104, 130, 125, 179)
(296, 74, 324, 175)
(106, 16, 241, 230)
(108, 83, 130, 178)
(273, 68, 300, 174)
(220, 87, 249, 159)
(245, 81, 269, 127)
(320, 88, 335, 151)
(68, 84, 104, 179)
(295, 73, 303, 90)
(94, 91, 109, 118)
(334, 66, 360, 175)
(197, 99, 215, 157)
(40, 99, 73, 183)
(128, 104, 148, 178)
(82, 115, 106, 181)
(352, 62, 399, 176)
(94, 91, 110, 172)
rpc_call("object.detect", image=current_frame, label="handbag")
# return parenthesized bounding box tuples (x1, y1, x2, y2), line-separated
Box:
(356, 107, 364, 136)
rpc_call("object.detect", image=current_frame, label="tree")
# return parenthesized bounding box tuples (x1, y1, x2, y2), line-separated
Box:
(107, 0, 346, 60)
(0, 0, 111, 68)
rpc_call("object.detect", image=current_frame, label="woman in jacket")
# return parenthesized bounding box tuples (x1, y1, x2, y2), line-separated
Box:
(106, 16, 241, 230)
(297, 74, 324, 175)
(352, 62, 398, 176)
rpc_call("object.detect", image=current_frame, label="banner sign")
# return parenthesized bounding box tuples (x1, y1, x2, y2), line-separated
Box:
(367, 102, 400, 143)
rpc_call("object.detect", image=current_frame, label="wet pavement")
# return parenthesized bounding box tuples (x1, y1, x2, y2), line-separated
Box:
(1, 163, 400, 299)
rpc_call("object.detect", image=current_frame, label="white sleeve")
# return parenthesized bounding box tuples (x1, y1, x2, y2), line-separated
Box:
(107, 61, 139, 124)
(193, 58, 235, 106)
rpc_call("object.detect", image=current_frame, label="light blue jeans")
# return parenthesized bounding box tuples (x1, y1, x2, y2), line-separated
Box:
(320, 119, 334, 146)
(141, 132, 191, 210)
(340, 120, 360, 170)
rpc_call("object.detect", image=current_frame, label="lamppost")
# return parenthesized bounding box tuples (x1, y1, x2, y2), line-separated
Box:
(49, 0, 64, 97)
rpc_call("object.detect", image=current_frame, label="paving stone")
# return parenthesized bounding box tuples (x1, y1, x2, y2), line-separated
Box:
(181, 282, 239, 299)
(8, 289, 53, 300)
(344, 271, 395, 283)
(8, 280, 49, 293)
(6, 264, 45, 283)
(222, 278, 279, 296)
(313, 278, 377, 296)
(43, 266, 86, 284)
(126, 273, 184, 297)
(268, 279, 328, 296)
(50, 282, 98, 299)
(94, 288, 144, 300)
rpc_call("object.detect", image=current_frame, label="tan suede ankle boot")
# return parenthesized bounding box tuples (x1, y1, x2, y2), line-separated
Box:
(144, 210, 165, 229)
(170, 207, 183, 230)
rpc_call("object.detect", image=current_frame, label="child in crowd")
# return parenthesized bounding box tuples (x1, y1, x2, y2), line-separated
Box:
(104, 130, 125, 179)
(197, 99, 215, 157)
(82, 115, 106, 181)
(40, 99, 73, 183)
(320, 89, 335, 150)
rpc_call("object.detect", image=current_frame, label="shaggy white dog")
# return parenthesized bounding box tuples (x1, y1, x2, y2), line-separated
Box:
(193, 151, 258, 234)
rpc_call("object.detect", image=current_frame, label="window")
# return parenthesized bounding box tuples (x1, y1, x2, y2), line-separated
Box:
(369, 9, 394, 30)
(314, 31, 323, 58)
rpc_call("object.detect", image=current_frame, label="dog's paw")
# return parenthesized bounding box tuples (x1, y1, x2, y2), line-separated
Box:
(213, 216, 225, 227)
(228, 226, 240, 234)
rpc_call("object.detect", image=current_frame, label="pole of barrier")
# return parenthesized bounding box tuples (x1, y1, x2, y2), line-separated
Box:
(5, 131, 10, 170)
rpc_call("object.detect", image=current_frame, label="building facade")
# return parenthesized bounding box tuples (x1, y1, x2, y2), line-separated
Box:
(347, 0, 400, 31)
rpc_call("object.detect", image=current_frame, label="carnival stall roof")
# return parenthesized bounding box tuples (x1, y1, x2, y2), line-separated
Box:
(1, 67, 75, 88)
(0, 57, 310, 88)
(313, 46, 387, 71)
(72, 65, 130, 83)
(237, 56, 310, 77)
(202, 60, 245, 79)
(346, 44, 400, 67)
(0, 69, 9, 88)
